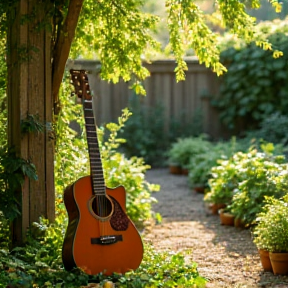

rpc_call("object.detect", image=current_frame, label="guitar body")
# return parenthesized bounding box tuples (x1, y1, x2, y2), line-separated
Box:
(62, 175, 144, 275)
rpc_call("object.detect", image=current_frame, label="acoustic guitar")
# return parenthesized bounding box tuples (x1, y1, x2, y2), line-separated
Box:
(62, 69, 144, 275)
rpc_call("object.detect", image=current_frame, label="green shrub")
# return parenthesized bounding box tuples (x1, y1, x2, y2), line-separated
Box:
(205, 150, 246, 206)
(253, 194, 288, 252)
(188, 137, 240, 188)
(167, 135, 211, 169)
(120, 94, 203, 166)
(245, 112, 288, 147)
(0, 148, 38, 221)
(0, 217, 207, 288)
(213, 18, 288, 130)
(205, 143, 287, 218)
(101, 117, 160, 227)
(54, 78, 90, 204)
(228, 149, 288, 225)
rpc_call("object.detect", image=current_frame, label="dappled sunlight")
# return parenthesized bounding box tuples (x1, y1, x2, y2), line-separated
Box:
(145, 168, 288, 287)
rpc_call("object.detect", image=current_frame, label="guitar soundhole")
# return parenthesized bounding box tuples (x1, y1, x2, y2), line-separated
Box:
(91, 195, 113, 218)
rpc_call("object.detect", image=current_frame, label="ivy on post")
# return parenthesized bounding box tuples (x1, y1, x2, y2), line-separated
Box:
(7, 0, 55, 245)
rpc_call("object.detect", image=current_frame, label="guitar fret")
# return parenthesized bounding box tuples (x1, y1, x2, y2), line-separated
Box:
(93, 187, 105, 191)
(69, 70, 108, 199)
(92, 173, 104, 176)
(71, 72, 106, 195)
(93, 187, 105, 190)
(93, 183, 105, 187)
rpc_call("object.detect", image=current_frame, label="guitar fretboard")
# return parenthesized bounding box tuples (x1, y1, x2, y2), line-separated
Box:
(83, 99, 106, 196)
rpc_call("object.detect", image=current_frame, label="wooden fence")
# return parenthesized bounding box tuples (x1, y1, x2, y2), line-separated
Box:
(67, 58, 229, 139)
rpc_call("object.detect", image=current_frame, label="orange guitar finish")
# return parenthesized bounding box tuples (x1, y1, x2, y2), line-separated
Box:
(62, 175, 144, 275)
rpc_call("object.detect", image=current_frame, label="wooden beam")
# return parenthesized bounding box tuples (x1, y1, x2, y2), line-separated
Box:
(7, 0, 55, 245)
(52, 0, 84, 114)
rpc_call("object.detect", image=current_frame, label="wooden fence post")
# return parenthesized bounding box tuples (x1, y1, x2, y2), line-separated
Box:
(7, 0, 55, 245)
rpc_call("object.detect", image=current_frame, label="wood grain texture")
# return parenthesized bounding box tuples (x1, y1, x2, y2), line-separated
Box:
(7, 0, 55, 244)
(69, 59, 231, 139)
(62, 176, 144, 275)
(52, 0, 84, 110)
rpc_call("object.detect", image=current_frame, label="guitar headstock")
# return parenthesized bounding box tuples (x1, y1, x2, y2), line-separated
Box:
(70, 69, 91, 103)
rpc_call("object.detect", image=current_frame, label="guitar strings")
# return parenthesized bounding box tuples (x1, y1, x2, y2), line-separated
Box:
(83, 95, 108, 238)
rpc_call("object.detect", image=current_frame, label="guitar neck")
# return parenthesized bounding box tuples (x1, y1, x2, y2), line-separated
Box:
(83, 99, 106, 196)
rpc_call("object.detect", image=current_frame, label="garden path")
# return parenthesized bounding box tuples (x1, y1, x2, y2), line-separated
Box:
(144, 168, 288, 288)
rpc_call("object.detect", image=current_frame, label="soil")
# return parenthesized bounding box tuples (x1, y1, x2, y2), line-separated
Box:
(143, 168, 288, 288)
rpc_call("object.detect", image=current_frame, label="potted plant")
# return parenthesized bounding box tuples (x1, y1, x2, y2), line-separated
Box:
(228, 148, 288, 226)
(188, 138, 240, 192)
(218, 207, 235, 226)
(252, 195, 288, 275)
(204, 151, 244, 214)
(167, 135, 211, 175)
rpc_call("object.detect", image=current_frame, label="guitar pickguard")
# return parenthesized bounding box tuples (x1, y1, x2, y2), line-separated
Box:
(110, 196, 130, 231)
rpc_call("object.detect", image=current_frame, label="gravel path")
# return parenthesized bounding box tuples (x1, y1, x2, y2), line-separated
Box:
(144, 168, 288, 288)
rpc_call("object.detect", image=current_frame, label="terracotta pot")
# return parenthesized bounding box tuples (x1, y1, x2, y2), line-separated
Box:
(209, 203, 226, 215)
(234, 217, 246, 228)
(258, 249, 273, 272)
(219, 209, 235, 226)
(182, 168, 189, 175)
(269, 252, 288, 275)
(194, 186, 205, 193)
(169, 165, 182, 175)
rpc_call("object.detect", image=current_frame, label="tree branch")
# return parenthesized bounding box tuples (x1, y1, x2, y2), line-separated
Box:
(52, 0, 84, 115)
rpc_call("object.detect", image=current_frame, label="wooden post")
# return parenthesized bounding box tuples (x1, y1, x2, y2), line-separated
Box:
(7, 0, 55, 245)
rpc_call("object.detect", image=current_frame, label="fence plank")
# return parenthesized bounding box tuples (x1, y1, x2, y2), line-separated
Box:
(68, 58, 227, 138)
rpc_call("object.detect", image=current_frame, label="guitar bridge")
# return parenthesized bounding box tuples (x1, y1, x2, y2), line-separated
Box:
(91, 235, 123, 245)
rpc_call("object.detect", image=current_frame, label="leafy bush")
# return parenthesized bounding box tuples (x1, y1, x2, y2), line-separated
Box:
(0, 149, 38, 221)
(100, 116, 160, 227)
(245, 112, 288, 147)
(54, 78, 90, 204)
(0, 217, 207, 288)
(253, 194, 288, 253)
(204, 150, 246, 206)
(213, 18, 288, 130)
(120, 94, 203, 166)
(187, 137, 240, 188)
(206, 142, 288, 225)
(228, 149, 288, 225)
(167, 135, 211, 169)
